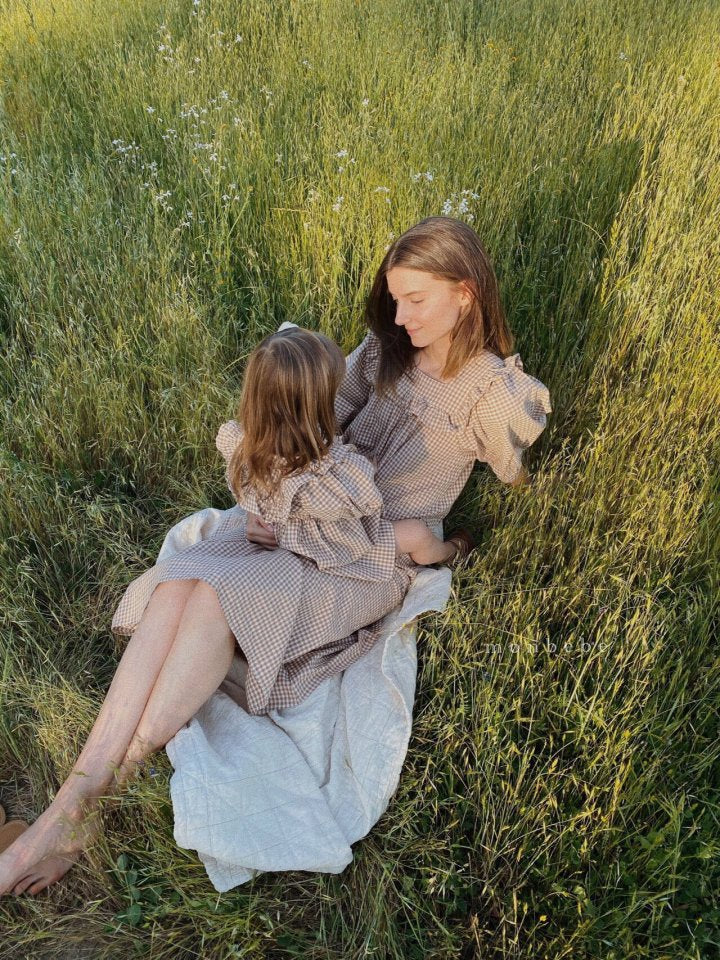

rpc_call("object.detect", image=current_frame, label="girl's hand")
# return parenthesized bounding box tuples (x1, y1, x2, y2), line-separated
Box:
(245, 512, 278, 549)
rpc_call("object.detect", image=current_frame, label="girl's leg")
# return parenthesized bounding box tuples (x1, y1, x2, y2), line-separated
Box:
(115, 580, 240, 786)
(0, 577, 200, 896)
(391, 518, 458, 566)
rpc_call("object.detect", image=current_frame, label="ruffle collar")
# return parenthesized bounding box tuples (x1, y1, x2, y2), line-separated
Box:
(235, 435, 352, 524)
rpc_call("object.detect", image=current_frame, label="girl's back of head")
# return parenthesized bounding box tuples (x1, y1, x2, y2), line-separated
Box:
(228, 326, 346, 499)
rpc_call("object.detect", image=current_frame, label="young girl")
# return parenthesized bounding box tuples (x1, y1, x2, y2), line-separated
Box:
(216, 323, 474, 581)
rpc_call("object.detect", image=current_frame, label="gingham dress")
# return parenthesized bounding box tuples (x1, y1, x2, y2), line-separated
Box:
(215, 419, 397, 583)
(111, 329, 551, 715)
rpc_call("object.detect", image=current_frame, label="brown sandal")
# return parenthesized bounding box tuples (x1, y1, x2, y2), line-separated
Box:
(445, 528, 477, 570)
(0, 820, 29, 854)
(0, 804, 30, 854)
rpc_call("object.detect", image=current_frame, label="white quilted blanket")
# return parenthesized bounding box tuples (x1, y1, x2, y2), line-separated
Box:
(156, 505, 452, 892)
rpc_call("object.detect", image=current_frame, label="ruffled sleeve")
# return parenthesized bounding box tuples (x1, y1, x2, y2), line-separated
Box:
(214, 419, 245, 498)
(334, 330, 381, 433)
(273, 442, 397, 582)
(216, 419, 244, 465)
(468, 355, 552, 483)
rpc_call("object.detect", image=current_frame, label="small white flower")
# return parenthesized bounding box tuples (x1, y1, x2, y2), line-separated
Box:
(276, 153, 282, 164)
(362, 98, 369, 106)
(332, 196, 344, 211)
(235, 34, 243, 43)
(146, 106, 155, 113)
(619, 51, 629, 61)
(335, 149, 348, 158)
(337, 165, 345, 173)
(374, 186, 390, 193)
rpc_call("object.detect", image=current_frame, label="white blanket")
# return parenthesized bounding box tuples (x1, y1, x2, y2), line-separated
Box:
(159, 505, 452, 892)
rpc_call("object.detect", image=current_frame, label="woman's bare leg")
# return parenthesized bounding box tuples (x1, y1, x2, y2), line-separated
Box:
(0, 577, 200, 896)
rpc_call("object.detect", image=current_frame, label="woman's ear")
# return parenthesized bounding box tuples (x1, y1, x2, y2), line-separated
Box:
(458, 279, 476, 314)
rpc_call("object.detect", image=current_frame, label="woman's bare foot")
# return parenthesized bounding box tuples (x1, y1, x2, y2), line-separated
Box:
(0, 795, 102, 897)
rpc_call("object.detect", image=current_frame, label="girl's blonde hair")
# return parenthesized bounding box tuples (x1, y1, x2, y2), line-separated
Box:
(227, 327, 346, 499)
(365, 216, 514, 393)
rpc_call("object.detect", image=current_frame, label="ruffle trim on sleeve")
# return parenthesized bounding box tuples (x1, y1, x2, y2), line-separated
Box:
(467, 353, 552, 483)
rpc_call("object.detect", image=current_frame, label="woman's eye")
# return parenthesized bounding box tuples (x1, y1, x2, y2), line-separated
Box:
(410, 299, 424, 304)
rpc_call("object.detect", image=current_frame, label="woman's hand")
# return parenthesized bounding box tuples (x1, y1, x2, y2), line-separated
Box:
(245, 512, 278, 549)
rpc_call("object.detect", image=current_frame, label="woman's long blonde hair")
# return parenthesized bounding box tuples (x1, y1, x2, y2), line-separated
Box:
(365, 216, 514, 393)
(227, 327, 346, 499)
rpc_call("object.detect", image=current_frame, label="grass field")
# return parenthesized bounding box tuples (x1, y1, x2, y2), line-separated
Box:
(1, 0, 718, 956)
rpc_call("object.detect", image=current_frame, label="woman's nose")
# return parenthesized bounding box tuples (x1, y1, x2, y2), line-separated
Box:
(394, 304, 411, 326)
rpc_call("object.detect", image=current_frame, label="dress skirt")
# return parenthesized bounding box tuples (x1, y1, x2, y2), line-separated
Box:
(111, 509, 415, 716)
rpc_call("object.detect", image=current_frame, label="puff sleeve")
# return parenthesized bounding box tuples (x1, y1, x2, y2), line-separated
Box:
(334, 330, 381, 433)
(216, 419, 244, 464)
(468, 355, 552, 483)
(215, 419, 245, 497)
(274, 444, 397, 582)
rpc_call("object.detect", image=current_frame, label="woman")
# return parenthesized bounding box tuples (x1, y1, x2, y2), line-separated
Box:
(0, 216, 551, 896)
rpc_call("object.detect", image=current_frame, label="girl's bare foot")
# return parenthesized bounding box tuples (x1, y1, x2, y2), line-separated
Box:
(0, 795, 102, 897)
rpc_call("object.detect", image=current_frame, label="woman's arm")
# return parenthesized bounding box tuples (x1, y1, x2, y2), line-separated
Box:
(335, 332, 377, 432)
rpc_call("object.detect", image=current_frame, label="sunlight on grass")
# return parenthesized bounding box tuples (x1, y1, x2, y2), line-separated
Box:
(1, 0, 718, 956)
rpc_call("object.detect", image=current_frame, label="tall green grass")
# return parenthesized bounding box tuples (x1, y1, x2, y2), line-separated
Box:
(1, 0, 718, 956)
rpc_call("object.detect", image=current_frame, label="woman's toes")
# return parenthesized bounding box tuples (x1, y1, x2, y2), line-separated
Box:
(26, 875, 51, 896)
(12, 873, 37, 895)
(11, 854, 78, 896)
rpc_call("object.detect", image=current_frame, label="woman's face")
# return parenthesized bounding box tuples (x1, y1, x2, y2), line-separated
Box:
(385, 266, 472, 353)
